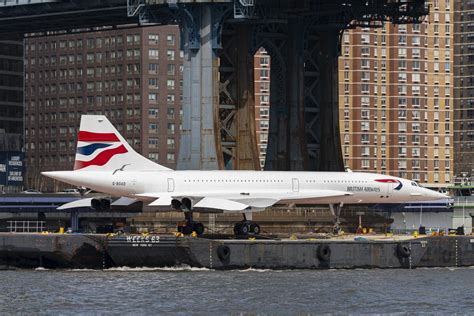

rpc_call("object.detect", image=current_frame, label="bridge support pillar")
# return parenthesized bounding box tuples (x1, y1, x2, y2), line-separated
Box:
(218, 24, 259, 170)
(286, 18, 306, 171)
(176, 6, 343, 172)
(262, 23, 344, 171)
(316, 31, 344, 171)
(177, 5, 222, 170)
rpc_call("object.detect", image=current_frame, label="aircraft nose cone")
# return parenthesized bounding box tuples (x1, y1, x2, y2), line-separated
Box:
(426, 189, 449, 200)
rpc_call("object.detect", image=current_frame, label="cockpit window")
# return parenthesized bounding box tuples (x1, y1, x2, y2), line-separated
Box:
(411, 181, 418, 187)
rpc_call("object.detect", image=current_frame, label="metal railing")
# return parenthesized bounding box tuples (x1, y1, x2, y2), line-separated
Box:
(8, 220, 46, 233)
(453, 176, 474, 187)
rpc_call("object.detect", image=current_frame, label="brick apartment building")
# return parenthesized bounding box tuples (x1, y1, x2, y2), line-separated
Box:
(339, 0, 454, 186)
(453, 0, 474, 181)
(24, 26, 182, 191)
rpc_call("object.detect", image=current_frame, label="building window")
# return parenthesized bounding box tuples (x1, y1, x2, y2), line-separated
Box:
(260, 108, 269, 117)
(149, 138, 159, 148)
(167, 138, 175, 149)
(362, 147, 370, 156)
(149, 63, 158, 74)
(412, 148, 420, 157)
(149, 123, 158, 133)
(398, 160, 408, 170)
(149, 49, 159, 59)
(148, 153, 159, 162)
(149, 78, 158, 89)
(167, 35, 175, 46)
(361, 84, 369, 94)
(361, 159, 370, 168)
(168, 123, 175, 134)
(167, 49, 175, 61)
(148, 108, 159, 118)
(167, 64, 176, 76)
(167, 108, 175, 120)
(148, 93, 157, 101)
(148, 34, 159, 44)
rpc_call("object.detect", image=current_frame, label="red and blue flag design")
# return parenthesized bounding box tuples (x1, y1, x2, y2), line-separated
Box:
(74, 131, 127, 170)
(375, 178, 403, 191)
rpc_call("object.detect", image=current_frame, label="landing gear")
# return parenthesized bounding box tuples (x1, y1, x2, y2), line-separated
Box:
(233, 213, 260, 236)
(329, 203, 343, 234)
(178, 221, 204, 235)
(233, 221, 260, 235)
(177, 211, 204, 236)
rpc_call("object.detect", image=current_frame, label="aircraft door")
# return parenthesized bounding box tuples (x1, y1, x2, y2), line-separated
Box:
(387, 183, 393, 196)
(167, 178, 175, 192)
(292, 178, 299, 192)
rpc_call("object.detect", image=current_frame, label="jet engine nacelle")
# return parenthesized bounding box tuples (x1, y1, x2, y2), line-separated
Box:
(171, 197, 193, 211)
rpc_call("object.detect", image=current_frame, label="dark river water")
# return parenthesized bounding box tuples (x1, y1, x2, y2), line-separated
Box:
(0, 267, 473, 315)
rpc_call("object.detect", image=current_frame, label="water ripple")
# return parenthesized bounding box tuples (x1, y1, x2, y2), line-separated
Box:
(0, 268, 472, 315)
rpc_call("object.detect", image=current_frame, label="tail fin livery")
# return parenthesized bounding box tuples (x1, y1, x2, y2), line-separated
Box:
(74, 115, 172, 172)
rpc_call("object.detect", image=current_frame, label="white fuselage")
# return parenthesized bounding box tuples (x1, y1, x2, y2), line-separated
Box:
(43, 170, 447, 209)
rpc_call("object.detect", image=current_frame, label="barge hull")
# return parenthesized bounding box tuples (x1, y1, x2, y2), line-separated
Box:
(107, 236, 474, 270)
(1, 233, 473, 270)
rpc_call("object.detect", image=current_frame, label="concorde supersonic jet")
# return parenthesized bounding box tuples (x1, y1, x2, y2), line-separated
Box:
(42, 115, 448, 235)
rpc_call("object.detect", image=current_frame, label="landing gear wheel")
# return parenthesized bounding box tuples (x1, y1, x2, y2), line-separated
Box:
(179, 224, 193, 235)
(234, 221, 260, 236)
(233, 223, 241, 235)
(194, 222, 205, 235)
(178, 221, 204, 236)
(241, 223, 249, 235)
(250, 223, 260, 234)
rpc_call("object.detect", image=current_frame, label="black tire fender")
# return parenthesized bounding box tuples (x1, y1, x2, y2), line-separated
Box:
(397, 243, 411, 258)
(217, 245, 231, 262)
(317, 244, 331, 262)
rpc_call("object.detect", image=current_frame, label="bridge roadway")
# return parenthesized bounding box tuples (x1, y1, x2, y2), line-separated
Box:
(0, 0, 428, 172)
(0, 0, 136, 37)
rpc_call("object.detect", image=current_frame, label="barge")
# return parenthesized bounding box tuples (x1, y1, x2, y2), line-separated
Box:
(0, 233, 473, 270)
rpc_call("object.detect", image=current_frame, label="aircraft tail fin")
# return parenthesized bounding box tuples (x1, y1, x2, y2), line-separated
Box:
(74, 115, 172, 172)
